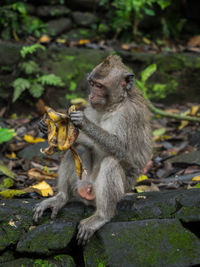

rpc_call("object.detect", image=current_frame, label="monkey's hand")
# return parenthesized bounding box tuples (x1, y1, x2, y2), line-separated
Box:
(70, 111, 86, 128)
(38, 117, 48, 137)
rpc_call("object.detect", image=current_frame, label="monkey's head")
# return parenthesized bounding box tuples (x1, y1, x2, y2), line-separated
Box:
(87, 55, 135, 110)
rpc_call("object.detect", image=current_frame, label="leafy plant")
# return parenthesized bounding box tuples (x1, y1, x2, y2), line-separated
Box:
(135, 64, 177, 100)
(136, 65, 200, 122)
(0, 128, 16, 144)
(100, 0, 171, 38)
(0, 2, 46, 40)
(12, 44, 64, 102)
(135, 64, 157, 99)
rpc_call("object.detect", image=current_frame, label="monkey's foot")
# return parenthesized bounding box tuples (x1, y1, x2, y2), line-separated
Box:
(77, 215, 109, 245)
(33, 194, 67, 222)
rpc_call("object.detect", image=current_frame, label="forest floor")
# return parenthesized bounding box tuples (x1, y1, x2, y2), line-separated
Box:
(0, 100, 200, 200)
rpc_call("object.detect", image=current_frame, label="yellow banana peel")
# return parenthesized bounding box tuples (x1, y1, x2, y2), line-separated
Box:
(40, 105, 83, 179)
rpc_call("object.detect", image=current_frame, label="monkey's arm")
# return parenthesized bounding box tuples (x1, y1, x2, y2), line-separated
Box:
(70, 111, 127, 160)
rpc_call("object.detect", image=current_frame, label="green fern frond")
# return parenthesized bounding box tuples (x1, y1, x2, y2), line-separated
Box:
(12, 78, 30, 102)
(20, 61, 40, 75)
(20, 44, 46, 58)
(37, 74, 64, 87)
(29, 82, 44, 98)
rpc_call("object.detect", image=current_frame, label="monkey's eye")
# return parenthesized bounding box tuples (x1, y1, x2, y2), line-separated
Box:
(96, 83, 103, 88)
(89, 80, 94, 86)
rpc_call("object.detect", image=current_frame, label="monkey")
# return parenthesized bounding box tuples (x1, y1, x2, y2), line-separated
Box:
(33, 55, 152, 245)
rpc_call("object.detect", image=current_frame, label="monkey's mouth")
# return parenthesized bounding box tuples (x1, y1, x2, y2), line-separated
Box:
(89, 93, 106, 105)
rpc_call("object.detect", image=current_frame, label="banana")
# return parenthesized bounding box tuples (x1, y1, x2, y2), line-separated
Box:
(41, 104, 83, 179)
(47, 120, 57, 147)
(70, 147, 83, 179)
(45, 106, 68, 122)
(68, 104, 77, 114)
(57, 120, 68, 150)
(60, 121, 79, 150)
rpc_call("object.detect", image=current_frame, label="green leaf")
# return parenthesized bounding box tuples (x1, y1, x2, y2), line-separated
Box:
(0, 178, 14, 190)
(20, 44, 46, 58)
(194, 183, 200, 189)
(0, 189, 25, 198)
(29, 82, 44, 98)
(20, 61, 40, 75)
(0, 160, 15, 178)
(135, 79, 146, 94)
(156, 0, 171, 10)
(37, 74, 64, 87)
(69, 81, 77, 91)
(0, 128, 16, 144)
(65, 93, 78, 100)
(144, 8, 155, 16)
(153, 127, 166, 137)
(12, 78, 30, 102)
(141, 64, 157, 83)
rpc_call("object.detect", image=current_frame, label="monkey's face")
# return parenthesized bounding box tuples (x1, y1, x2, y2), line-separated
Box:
(88, 78, 108, 109)
(87, 58, 134, 109)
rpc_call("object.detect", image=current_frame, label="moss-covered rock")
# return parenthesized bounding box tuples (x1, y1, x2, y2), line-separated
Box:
(0, 256, 75, 267)
(84, 219, 200, 267)
(46, 18, 72, 37)
(16, 221, 76, 254)
(0, 190, 200, 265)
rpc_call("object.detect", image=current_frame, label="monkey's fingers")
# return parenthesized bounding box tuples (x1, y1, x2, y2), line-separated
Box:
(69, 111, 84, 127)
(38, 118, 48, 136)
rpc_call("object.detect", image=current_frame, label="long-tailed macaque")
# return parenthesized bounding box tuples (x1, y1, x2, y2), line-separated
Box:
(33, 55, 152, 245)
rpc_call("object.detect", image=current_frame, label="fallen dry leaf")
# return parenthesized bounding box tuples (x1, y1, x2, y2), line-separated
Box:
(39, 35, 51, 43)
(192, 175, 200, 181)
(8, 219, 17, 228)
(30, 181, 53, 197)
(28, 168, 57, 181)
(24, 135, 45, 143)
(178, 120, 189, 130)
(136, 174, 148, 183)
(79, 39, 90, 45)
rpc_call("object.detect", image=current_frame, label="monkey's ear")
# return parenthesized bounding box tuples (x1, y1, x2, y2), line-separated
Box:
(124, 73, 135, 91)
(86, 73, 91, 81)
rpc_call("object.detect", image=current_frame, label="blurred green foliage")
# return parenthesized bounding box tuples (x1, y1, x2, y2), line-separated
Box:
(100, 0, 171, 37)
(0, 2, 46, 40)
(136, 64, 177, 99)
(99, 0, 188, 40)
(12, 44, 64, 102)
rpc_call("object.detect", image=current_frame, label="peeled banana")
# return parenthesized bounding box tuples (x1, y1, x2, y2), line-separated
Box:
(40, 105, 83, 179)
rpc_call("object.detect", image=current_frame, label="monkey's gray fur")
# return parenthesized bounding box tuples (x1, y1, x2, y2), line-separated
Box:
(33, 55, 152, 245)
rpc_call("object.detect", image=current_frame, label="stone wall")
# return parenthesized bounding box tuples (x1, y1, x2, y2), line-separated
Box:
(1, 189, 200, 266)
(0, 43, 200, 114)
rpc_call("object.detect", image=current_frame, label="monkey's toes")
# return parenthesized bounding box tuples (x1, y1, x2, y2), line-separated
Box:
(77, 223, 94, 246)
(50, 207, 59, 220)
(33, 204, 44, 222)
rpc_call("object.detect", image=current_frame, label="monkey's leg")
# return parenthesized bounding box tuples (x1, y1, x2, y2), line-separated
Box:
(33, 145, 91, 222)
(77, 156, 125, 245)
